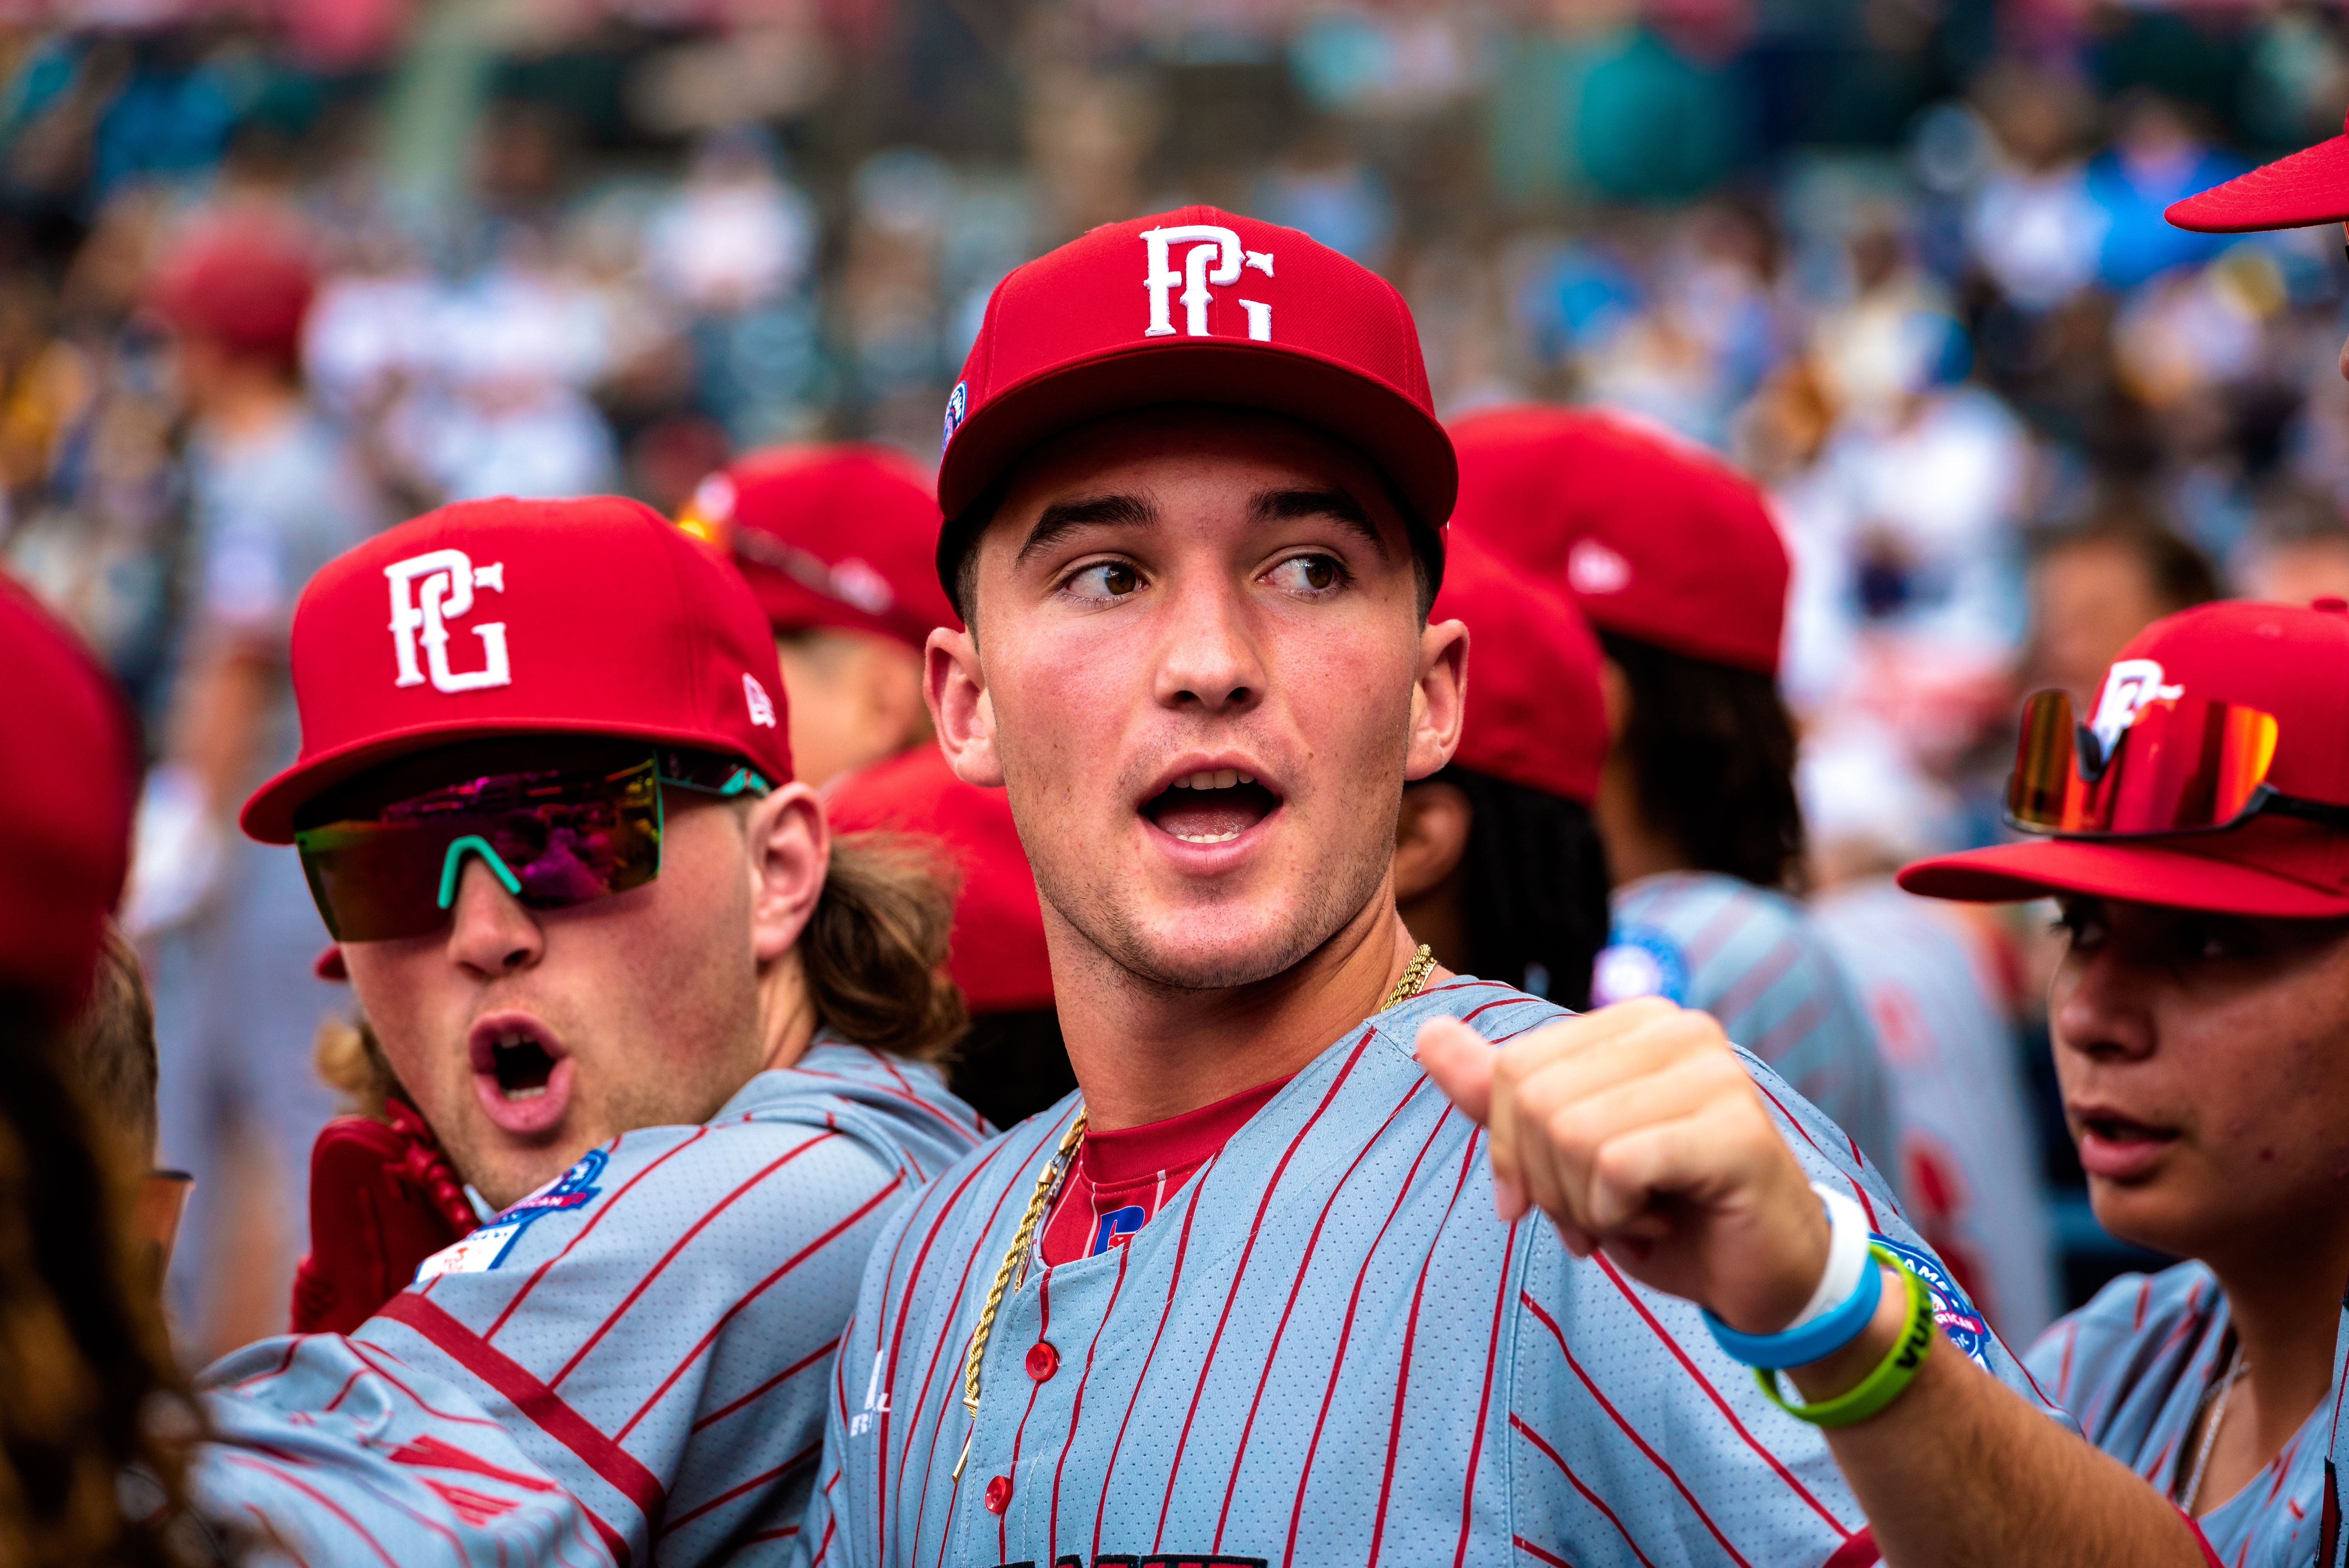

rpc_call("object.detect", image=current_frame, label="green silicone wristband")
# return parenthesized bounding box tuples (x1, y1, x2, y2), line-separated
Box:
(1752, 1245, 1934, 1429)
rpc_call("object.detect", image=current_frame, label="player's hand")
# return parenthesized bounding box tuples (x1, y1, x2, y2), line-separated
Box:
(1417, 999, 1829, 1335)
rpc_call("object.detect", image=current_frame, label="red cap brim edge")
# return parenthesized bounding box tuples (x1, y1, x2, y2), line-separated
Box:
(1896, 837, 2349, 919)
(2165, 134, 2349, 233)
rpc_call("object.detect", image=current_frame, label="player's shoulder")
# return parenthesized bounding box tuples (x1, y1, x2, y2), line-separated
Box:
(1379, 975, 1568, 1048)
(741, 1037, 991, 1179)
(2042, 1260, 2219, 1349)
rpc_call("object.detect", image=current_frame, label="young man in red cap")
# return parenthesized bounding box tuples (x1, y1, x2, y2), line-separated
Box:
(795, 208, 2208, 1568)
(1449, 404, 1895, 1169)
(185, 496, 984, 1564)
(1898, 600, 2349, 1564)
(1391, 533, 1612, 1006)
(682, 442, 1066, 1126)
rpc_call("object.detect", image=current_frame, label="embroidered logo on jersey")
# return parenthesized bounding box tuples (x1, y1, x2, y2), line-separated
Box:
(1089, 1204, 1146, 1257)
(2082, 657, 2182, 777)
(941, 380, 968, 453)
(386, 548, 511, 695)
(1141, 225, 1274, 342)
(413, 1148, 606, 1283)
(1590, 929, 1686, 1008)
(1871, 1232, 1993, 1370)
(848, 1347, 892, 1438)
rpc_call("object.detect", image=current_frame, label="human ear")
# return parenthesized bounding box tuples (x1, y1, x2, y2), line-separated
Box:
(1405, 616, 1470, 782)
(745, 784, 829, 965)
(926, 625, 1005, 788)
(1394, 780, 1473, 900)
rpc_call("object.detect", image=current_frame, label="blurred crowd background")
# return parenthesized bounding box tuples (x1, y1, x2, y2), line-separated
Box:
(7, 0, 2349, 1363)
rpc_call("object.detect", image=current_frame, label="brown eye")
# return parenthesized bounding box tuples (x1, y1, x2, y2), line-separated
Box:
(1104, 563, 1139, 596)
(1303, 557, 1334, 590)
(1268, 554, 1344, 595)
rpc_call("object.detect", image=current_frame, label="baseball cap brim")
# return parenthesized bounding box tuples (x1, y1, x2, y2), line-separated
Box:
(2167, 133, 2349, 233)
(1897, 836, 2349, 919)
(934, 337, 1457, 586)
(241, 716, 765, 845)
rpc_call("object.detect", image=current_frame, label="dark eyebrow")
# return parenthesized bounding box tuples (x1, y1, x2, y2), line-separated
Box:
(1250, 488, 1389, 559)
(1016, 492, 1158, 565)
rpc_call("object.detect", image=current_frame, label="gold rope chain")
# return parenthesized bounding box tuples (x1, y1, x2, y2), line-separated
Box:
(950, 944, 1437, 1481)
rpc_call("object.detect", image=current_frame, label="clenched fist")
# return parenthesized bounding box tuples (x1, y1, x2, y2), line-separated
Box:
(1417, 998, 1830, 1337)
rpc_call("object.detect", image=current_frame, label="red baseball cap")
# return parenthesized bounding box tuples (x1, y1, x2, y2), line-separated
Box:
(679, 444, 960, 650)
(933, 205, 1455, 601)
(1449, 404, 1788, 675)
(824, 744, 1052, 1014)
(2167, 105, 2349, 233)
(1900, 599, 2349, 918)
(0, 577, 138, 1016)
(1433, 534, 1606, 805)
(241, 495, 793, 844)
(147, 220, 317, 365)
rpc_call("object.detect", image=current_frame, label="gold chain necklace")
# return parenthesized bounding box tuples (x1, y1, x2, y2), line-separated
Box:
(950, 944, 1436, 1481)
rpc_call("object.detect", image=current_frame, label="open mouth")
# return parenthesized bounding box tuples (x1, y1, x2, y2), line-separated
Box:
(2078, 1114, 2175, 1146)
(1141, 767, 1281, 846)
(2072, 1108, 2180, 1180)
(467, 1012, 574, 1136)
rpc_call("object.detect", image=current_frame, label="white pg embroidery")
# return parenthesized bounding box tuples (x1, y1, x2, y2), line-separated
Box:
(386, 548, 511, 694)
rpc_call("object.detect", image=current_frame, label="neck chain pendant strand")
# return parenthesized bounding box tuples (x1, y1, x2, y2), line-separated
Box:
(2178, 1340, 2249, 1515)
(949, 943, 1438, 1481)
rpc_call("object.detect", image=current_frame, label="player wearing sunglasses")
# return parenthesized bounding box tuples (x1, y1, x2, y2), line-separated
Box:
(1899, 600, 2349, 1564)
(185, 496, 986, 1565)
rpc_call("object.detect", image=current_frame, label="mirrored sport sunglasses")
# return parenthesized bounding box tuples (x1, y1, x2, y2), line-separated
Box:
(295, 748, 772, 942)
(2005, 688, 2349, 839)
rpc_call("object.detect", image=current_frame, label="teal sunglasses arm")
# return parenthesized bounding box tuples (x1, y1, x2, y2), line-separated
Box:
(438, 835, 524, 909)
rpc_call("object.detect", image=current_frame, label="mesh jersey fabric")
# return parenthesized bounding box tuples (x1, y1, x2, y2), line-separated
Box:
(192, 1040, 986, 1565)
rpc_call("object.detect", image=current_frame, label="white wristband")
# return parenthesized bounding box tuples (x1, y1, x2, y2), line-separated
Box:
(1785, 1183, 1871, 1332)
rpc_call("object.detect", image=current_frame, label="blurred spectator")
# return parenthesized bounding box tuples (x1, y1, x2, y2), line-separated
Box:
(2236, 485, 2349, 605)
(2085, 93, 2244, 294)
(132, 216, 379, 1358)
(2024, 513, 2219, 709)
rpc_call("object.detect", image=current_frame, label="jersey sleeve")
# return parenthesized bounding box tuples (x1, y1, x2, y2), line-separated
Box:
(201, 1114, 916, 1568)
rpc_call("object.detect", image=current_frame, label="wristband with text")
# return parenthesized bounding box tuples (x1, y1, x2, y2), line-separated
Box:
(1753, 1246, 1935, 1428)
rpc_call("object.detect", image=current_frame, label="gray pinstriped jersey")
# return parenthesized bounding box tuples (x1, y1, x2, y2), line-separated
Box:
(193, 1040, 985, 1566)
(792, 981, 2062, 1568)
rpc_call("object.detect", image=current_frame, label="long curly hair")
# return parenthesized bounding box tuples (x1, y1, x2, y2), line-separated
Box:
(0, 986, 203, 1568)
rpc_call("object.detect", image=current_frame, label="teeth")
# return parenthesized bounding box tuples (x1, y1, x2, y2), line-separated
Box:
(506, 1085, 545, 1100)
(1173, 829, 1240, 844)
(1170, 770, 1258, 791)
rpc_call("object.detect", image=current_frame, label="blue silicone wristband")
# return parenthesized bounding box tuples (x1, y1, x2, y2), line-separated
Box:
(1700, 1242, 1886, 1369)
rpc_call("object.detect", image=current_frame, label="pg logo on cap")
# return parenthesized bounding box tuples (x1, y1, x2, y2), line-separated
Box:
(2085, 657, 2183, 772)
(1141, 224, 1275, 342)
(385, 547, 511, 695)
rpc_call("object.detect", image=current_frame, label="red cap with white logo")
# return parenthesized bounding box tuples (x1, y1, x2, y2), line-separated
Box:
(933, 205, 1455, 602)
(1449, 404, 1788, 675)
(1433, 535, 1606, 806)
(241, 495, 793, 844)
(1900, 600, 2349, 917)
(825, 744, 1052, 1014)
(0, 577, 138, 1016)
(2167, 106, 2349, 233)
(679, 444, 960, 650)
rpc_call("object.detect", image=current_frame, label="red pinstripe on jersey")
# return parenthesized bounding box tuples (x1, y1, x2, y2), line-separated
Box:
(1278, 1101, 1456, 1566)
(221, 1453, 402, 1568)
(692, 1337, 839, 1434)
(1151, 1033, 1372, 1552)
(1710, 936, 1800, 1022)
(1091, 1176, 1207, 1565)
(1587, 1251, 1852, 1537)
(657, 1438, 822, 1539)
(1452, 1215, 1522, 1568)
(617, 1174, 902, 1441)
(1508, 1413, 1659, 1568)
(995, 1270, 1056, 1561)
(1367, 1126, 1482, 1567)
(483, 1128, 711, 1341)
(1048, 1242, 1132, 1547)
(552, 1130, 842, 1388)
(1208, 1076, 1428, 1552)
(887, 1116, 1057, 1559)
(1522, 1290, 1756, 1568)
(377, 1293, 661, 1549)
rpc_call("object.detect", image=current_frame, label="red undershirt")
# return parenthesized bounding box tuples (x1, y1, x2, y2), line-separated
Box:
(1038, 1076, 1293, 1267)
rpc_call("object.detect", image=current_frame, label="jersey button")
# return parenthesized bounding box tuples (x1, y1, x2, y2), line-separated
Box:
(984, 1474, 1012, 1514)
(1024, 1340, 1060, 1381)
